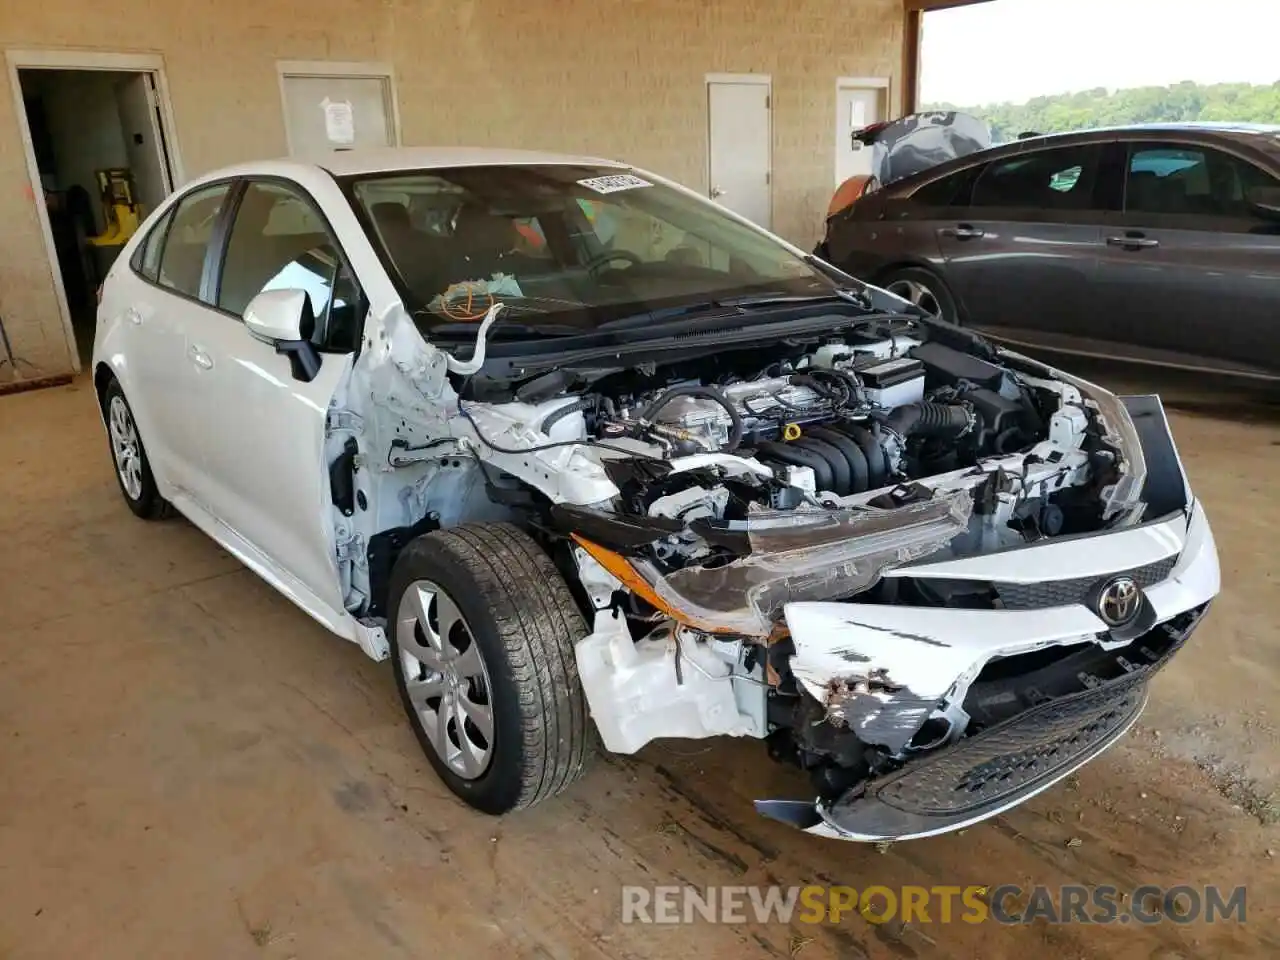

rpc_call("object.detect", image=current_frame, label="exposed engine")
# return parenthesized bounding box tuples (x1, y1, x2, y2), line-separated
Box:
(574, 333, 1054, 506)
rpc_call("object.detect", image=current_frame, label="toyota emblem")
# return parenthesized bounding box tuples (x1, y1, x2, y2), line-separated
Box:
(1097, 577, 1141, 626)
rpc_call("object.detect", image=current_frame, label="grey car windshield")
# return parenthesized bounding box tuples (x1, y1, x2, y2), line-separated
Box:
(347, 165, 832, 334)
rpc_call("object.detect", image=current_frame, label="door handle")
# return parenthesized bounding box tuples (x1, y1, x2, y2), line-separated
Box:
(189, 345, 214, 370)
(939, 225, 985, 240)
(125, 307, 144, 325)
(1106, 234, 1160, 250)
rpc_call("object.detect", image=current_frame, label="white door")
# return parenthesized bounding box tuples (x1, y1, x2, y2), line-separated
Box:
(114, 73, 173, 217)
(707, 79, 771, 228)
(122, 182, 233, 498)
(186, 178, 357, 614)
(281, 74, 394, 159)
(835, 84, 887, 186)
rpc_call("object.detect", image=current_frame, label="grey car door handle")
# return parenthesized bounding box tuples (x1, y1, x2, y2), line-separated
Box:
(1106, 234, 1160, 250)
(939, 225, 985, 239)
(125, 307, 144, 325)
(189, 345, 214, 370)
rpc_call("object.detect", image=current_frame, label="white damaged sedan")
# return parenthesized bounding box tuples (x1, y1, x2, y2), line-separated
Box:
(94, 148, 1219, 840)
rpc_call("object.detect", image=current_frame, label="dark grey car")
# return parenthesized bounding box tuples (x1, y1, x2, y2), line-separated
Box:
(819, 124, 1280, 380)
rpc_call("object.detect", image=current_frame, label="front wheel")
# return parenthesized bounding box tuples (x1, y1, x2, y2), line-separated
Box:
(881, 267, 960, 325)
(388, 523, 593, 814)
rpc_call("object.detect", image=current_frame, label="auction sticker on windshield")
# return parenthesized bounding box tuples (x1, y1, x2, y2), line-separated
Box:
(577, 174, 653, 194)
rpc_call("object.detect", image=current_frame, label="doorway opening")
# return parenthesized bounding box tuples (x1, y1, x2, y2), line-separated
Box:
(9, 54, 178, 369)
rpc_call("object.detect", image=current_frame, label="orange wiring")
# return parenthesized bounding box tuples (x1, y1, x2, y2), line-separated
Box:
(438, 282, 496, 322)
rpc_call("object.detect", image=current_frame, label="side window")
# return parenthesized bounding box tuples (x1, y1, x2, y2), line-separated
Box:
(217, 181, 362, 351)
(911, 167, 977, 207)
(156, 184, 232, 300)
(131, 206, 175, 282)
(971, 145, 1102, 211)
(1125, 144, 1280, 218)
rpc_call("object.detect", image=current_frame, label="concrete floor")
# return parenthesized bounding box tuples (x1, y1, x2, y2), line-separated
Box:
(0, 367, 1276, 960)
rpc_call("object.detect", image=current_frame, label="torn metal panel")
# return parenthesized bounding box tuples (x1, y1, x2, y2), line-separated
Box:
(784, 601, 1107, 752)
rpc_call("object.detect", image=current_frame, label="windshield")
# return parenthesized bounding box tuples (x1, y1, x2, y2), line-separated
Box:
(345, 164, 833, 335)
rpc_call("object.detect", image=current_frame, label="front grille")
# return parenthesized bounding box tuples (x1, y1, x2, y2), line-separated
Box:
(995, 554, 1178, 610)
(874, 679, 1146, 816)
(870, 603, 1208, 818)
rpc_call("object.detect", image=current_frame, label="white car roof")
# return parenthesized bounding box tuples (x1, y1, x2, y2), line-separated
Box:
(315, 146, 625, 177)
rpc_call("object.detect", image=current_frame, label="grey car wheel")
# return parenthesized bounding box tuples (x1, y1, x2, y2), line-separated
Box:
(881, 267, 959, 325)
(887, 278, 942, 316)
(108, 394, 144, 501)
(397, 579, 496, 780)
(387, 523, 593, 814)
(100, 377, 174, 520)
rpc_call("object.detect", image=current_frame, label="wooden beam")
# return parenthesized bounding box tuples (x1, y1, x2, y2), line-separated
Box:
(904, 0, 995, 11)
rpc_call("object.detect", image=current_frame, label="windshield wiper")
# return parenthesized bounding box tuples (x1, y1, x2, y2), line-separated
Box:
(597, 289, 866, 332)
(425, 317, 587, 338)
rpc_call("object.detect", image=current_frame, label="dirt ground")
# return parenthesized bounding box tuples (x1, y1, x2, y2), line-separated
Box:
(0, 364, 1276, 960)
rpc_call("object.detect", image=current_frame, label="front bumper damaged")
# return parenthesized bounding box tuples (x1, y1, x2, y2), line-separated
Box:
(760, 500, 1218, 841)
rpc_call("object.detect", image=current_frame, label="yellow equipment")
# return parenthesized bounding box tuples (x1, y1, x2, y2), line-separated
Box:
(87, 168, 142, 247)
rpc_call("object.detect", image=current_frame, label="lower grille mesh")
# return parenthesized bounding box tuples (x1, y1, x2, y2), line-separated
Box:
(875, 678, 1146, 816)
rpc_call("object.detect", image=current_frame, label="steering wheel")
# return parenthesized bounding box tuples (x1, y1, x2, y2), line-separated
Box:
(583, 250, 644, 275)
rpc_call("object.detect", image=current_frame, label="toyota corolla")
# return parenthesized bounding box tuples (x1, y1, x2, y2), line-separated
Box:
(93, 148, 1219, 840)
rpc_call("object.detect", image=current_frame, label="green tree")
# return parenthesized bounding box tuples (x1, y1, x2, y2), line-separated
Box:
(926, 80, 1280, 143)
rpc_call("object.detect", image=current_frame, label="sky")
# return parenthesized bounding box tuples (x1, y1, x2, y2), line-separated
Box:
(920, 0, 1280, 106)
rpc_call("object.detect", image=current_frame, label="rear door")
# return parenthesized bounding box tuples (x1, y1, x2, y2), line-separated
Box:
(1094, 139, 1280, 373)
(187, 177, 364, 614)
(936, 142, 1110, 343)
(117, 182, 232, 497)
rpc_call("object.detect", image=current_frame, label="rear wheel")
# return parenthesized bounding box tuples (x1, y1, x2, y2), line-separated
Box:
(388, 523, 593, 814)
(881, 267, 959, 325)
(102, 378, 174, 520)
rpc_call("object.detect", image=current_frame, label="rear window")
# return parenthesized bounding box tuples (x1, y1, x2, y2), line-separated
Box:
(130, 207, 175, 282)
(971, 144, 1102, 211)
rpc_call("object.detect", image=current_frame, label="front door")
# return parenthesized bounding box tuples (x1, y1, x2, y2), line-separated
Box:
(936, 142, 1108, 343)
(280, 72, 395, 159)
(835, 83, 886, 186)
(1094, 140, 1280, 374)
(187, 178, 363, 615)
(707, 78, 772, 228)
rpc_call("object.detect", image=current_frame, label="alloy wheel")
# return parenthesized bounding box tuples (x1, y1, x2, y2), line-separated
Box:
(396, 580, 496, 780)
(108, 395, 144, 500)
(886, 279, 943, 318)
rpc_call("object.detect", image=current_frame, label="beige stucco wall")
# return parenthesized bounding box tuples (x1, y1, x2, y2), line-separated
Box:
(0, 0, 904, 379)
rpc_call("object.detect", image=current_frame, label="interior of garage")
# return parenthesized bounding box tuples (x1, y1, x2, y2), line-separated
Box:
(1, 0, 1278, 951)
(16, 67, 174, 365)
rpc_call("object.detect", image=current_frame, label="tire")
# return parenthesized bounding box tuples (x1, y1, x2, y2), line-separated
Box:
(101, 378, 174, 520)
(388, 522, 593, 814)
(880, 267, 960, 325)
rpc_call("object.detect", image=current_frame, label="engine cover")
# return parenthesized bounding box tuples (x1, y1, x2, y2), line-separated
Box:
(650, 377, 830, 449)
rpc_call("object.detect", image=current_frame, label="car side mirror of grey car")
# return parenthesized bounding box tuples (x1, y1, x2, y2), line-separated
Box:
(1245, 185, 1280, 219)
(244, 289, 322, 383)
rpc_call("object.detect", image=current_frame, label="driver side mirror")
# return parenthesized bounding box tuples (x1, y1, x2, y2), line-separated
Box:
(244, 289, 322, 382)
(1245, 185, 1280, 219)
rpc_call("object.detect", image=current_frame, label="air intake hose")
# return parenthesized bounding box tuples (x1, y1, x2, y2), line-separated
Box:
(884, 402, 972, 439)
(639, 385, 744, 452)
